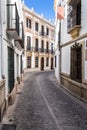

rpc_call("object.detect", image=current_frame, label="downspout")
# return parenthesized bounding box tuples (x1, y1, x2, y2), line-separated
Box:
(0, 0, 4, 79)
(59, 20, 61, 83)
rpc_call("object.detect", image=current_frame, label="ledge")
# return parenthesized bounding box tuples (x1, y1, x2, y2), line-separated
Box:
(82, 79, 87, 87)
(68, 25, 81, 39)
(61, 72, 70, 78)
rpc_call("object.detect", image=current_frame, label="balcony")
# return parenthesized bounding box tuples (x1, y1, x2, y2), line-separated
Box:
(6, 3, 19, 39)
(26, 46, 32, 52)
(35, 47, 39, 52)
(67, 0, 81, 38)
(44, 49, 49, 54)
(32, 47, 39, 52)
(15, 22, 24, 48)
(39, 48, 45, 53)
(49, 50, 54, 54)
(39, 31, 47, 37)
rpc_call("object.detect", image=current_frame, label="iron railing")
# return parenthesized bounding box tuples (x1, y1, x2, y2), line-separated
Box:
(39, 31, 47, 36)
(21, 22, 24, 48)
(7, 3, 19, 35)
(67, 0, 81, 32)
(26, 46, 32, 51)
(26, 47, 54, 54)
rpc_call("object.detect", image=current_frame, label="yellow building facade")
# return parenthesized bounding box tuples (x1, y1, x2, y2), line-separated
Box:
(23, 5, 55, 71)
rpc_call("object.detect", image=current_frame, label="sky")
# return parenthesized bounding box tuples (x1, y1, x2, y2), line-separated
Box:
(23, 0, 55, 22)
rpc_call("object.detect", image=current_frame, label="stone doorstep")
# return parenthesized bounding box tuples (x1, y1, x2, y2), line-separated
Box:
(1, 124, 16, 130)
(1, 117, 16, 130)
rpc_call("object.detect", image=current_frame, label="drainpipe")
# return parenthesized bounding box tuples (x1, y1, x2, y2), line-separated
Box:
(59, 19, 61, 83)
(0, 0, 4, 79)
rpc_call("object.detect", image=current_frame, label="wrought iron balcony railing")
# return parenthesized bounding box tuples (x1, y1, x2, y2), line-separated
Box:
(39, 48, 45, 53)
(6, 3, 19, 39)
(49, 50, 54, 54)
(15, 22, 24, 48)
(39, 31, 47, 36)
(26, 47, 54, 55)
(67, 0, 81, 32)
(26, 46, 32, 51)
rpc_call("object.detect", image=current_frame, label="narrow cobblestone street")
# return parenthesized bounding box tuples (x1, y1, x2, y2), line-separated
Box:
(4, 71, 87, 130)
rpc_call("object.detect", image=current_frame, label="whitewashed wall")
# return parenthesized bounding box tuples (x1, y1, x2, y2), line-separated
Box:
(55, 50, 60, 81)
(85, 61, 87, 79)
(61, 45, 70, 74)
(54, 0, 60, 81)
(80, 0, 87, 35)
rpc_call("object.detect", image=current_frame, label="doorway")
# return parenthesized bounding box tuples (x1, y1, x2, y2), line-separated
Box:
(71, 44, 82, 83)
(51, 57, 53, 70)
(8, 47, 14, 93)
(41, 57, 44, 70)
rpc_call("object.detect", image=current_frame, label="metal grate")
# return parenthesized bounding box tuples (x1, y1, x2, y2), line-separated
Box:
(67, 0, 81, 32)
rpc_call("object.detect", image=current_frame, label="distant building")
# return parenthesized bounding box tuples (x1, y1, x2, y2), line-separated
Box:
(54, 0, 87, 101)
(23, 5, 55, 71)
(0, 0, 24, 121)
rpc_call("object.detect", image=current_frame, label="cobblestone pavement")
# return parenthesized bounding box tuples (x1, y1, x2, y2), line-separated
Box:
(4, 71, 87, 130)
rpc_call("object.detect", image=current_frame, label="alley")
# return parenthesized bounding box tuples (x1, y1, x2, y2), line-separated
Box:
(7, 71, 87, 130)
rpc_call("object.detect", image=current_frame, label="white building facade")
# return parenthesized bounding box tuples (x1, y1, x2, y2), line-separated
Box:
(54, 0, 87, 101)
(0, 0, 24, 121)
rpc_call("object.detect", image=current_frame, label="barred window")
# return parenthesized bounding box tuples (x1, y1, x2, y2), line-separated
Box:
(71, 43, 82, 83)
(35, 57, 38, 67)
(67, 0, 81, 32)
(27, 56, 31, 68)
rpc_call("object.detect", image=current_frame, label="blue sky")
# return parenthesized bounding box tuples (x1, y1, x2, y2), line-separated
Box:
(23, 0, 55, 21)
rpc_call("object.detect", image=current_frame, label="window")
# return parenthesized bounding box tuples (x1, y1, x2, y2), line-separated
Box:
(41, 40, 44, 52)
(35, 22, 38, 31)
(41, 25, 44, 35)
(26, 18, 28, 28)
(46, 57, 49, 66)
(46, 42, 49, 53)
(51, 43, 53, 53)
(26, 18, 31, 29)
(35, 57, 38, 67)
(46, 27, 49, 35)
(27, 56, 31, 68)
(35, 39, 38, 51)
(67, 0, 81, 32)
(71, 43, 82, 83)
(27, 36, 31, 50)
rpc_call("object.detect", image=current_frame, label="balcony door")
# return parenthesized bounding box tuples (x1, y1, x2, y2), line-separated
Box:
(35, 39, 38, 52)
(51, 58, 53, 70)
(41, 57, 44, 70)
(27, 36, 31, 50)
